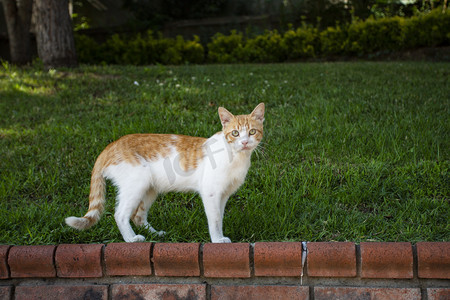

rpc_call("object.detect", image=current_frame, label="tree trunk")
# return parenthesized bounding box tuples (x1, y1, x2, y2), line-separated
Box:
(34, 0, 77, 69)
(1, 0, 33, 65)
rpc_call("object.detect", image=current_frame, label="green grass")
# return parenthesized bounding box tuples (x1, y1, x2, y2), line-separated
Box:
(0, 61, 448, 245)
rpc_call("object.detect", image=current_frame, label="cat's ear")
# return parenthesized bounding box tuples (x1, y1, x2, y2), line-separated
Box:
(218, 107, 234, 127)
(250, 102, 265, 122)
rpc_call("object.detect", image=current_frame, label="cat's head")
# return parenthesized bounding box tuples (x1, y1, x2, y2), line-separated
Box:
(218, 103, 265, 152)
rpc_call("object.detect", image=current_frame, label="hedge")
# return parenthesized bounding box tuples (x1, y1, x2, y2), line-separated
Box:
(75, 31, 205, 65)
(75, 8, 450, 65)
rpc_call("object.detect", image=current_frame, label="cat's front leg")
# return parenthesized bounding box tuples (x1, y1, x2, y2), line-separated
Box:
(201, 192, 231, 243)
(216, 237, 232, 243)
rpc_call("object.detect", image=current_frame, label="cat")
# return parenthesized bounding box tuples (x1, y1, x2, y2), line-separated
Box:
(65, 103, 265, 243)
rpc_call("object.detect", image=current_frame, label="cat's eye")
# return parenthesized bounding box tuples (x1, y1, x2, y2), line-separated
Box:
(231, 130, 239, 137)
(249, 129, 256, 135)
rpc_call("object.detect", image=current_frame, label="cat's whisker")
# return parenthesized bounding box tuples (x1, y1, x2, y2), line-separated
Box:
(254, 142, 269, 160)
(254, 146, 267, 160)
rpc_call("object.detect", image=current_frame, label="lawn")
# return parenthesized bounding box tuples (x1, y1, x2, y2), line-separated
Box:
(0, 61, 448, 245)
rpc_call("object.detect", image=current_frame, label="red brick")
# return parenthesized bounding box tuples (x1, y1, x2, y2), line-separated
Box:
(105, 242, 152, 276)
(254, 242, 303, 277)
(307, 242, 356, 277)
(15, 285, 108, 300)
(0, 245, 10, 279)
(314, 287, 421, 300)
(112, 283, 206, 300)
(360, 242, 413, 279)
(211, 285, 309, 300)
(153, 243, 200, 276)
(203, 243, 250, 278)
(8, 245, 56, 278)
(55, 244, 103, 278)
(427, 288, 450, 300)
(417, 242, 450, 279)
(0, 286, 12, 300)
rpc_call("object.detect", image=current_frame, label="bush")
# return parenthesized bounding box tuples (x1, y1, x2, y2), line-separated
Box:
(121, 33, 151, 65)
(345, 17, 405, 55)
(403, 8, 450, 48)
(74, 34, 102, 64)
(207, 30, 244, 63)
(320, 7, 449, 56)
(75, 8, 450, 65)
(282, 26, 319, 59)
(320, 25, 348, 56)
(101, 34, 128, 64)
(239, 30, 285, 63)
(181, 36, 205, 64)
(208, 28, 318, 63)
(75, 31, 204, 65)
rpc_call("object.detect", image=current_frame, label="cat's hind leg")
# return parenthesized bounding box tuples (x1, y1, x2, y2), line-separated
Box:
(114, 185, 148, 243)
(132, 188, 165, 236)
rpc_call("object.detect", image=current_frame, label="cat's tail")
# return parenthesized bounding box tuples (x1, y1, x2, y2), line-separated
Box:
(65, 161, 106, 230)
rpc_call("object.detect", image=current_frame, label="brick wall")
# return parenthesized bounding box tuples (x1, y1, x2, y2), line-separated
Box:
(0, 242, 448, 300)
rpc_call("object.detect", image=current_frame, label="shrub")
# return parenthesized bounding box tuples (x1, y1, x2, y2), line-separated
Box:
(101, 34, 128, 64)
(403, 8, 450, 48)
(346, 17, 405, 55)
(181, 36, 205, 64)
(75, 8, 450, 64)
(282, 26, 319, 59)
(321, 8, 450, 56)
(239, 30, 285, 63)
(320, 25, 348, 56)
(75, 31, 204, 65)
(121, 33, 152, 65)
(207, 30, 244, 63)
(74, 34, 101, 64)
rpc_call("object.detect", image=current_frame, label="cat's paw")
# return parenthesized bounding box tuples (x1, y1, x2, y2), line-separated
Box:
(130, 235, 146, 242)
(144, 225, 166, 237)
(216, 237, 232, 243)
(155, 230, 166, 237)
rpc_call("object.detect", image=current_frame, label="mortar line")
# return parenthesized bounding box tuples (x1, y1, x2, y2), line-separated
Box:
(249, 243, 255, 278)
(412, 244, 428, 300)
(100, 244, 107, 277)
(355, 243, 361, 278)
(9, 285, 15, 300)
(199, 243, 204, 277)
(150, 243, 155, 276)
(421, 287, 428, 300)
(107, 284, 113, 300)
(206, 283, 212, 300)
(412, 243, 419, 280)
(301, 241, 308, 285)
(51, 245, 57, 278)
(304, 242, 313, 300)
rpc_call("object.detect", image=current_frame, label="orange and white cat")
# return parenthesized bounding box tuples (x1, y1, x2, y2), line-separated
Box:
(66, 103, 265, 243)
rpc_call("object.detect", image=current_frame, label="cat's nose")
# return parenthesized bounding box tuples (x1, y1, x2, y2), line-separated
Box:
(242, 140, 249, 146)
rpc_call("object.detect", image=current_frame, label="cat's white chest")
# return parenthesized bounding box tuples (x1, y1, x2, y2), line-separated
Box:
(225, 155, 251, 195)
(200, 133, 251, 196)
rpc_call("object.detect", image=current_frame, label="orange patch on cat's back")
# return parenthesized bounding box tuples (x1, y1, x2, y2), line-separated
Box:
(174, 135, 207, 171)
(115, 134, 173, 163)
(96, 134, 171, 168)
(97, 133, 206, 172)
